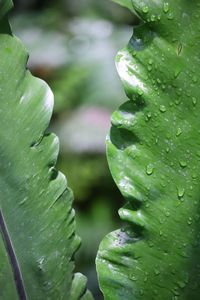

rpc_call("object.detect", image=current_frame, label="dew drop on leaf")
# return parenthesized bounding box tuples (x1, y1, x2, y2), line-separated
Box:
(174, 69, 181, 78)
(176, 128, 182, 136)
(172, 288, 180, 296)
(131, 275, 137, 281)
(164, 210, 170, 217)
(177, 280, 186, 288)
(177, 187, 185, 198)
(179, 161, 187, 168)
(147, 112, 152, 119)
(137, 88, 143, 96)
(139, 289, 144, 295)
(192, 173, 197, 179)
(154, 268, 160, 276)
(192, 76, 198, 83)
(150, 14, 156, 22)
(166, 147, 170, 153)
(167, 13, 174, 20)
(192, 97, 197, 106)
(145, 112, 152, 122)
(163, 2, 170, 13)
(142, 6, 149, 14)
(146, 164, 154, 175)
(175, 99, 181, 105)
(159, 105, 166, 113)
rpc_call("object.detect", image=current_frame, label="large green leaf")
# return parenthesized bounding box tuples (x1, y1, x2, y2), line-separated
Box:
(97, 0, 200, 299)
(0, 2, 93, 299)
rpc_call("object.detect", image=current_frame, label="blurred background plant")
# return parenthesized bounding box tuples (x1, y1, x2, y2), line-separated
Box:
(11, 1, 136, 298)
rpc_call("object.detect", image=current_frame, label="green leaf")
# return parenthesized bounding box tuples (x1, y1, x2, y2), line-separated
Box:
(0, 2, 93, 299)
(111, 0, 134, 12)
(97, 0, 200, 299)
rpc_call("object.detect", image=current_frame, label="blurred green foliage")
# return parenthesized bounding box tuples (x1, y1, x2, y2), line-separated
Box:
(12, 1, 136, 298)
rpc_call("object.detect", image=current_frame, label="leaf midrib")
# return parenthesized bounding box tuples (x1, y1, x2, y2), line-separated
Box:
(0, 209, 27, 300)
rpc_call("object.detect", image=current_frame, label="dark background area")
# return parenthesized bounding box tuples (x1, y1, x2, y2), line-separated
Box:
(11, 1, 136, 298)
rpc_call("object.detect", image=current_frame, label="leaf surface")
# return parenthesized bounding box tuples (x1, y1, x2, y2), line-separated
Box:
(97, 1, 200, 299)
(0, 1, 93, 299)
(111, 0, 134, 12)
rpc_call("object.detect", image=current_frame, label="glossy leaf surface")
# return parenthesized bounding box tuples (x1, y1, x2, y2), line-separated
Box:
(97, 0, 200, 299)
(0, 1, 93, 299)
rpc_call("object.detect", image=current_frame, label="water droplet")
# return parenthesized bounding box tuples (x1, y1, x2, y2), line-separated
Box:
(148, 58, 153, 65)
(192, 97, 197, 106)
(130, 36, 145, 51)
(172, 288, 180, 296)
(161, 182, 166, 187)
(144, 276, 148, 282)
(163, 2, 169, 13)
(154, 268, 160, 275)
(139, 289, 144, 295)
(187, 217, 192, 225)
(192, 76, 198, 83)
(157, 78, 162, 84)
(145, 112, 152, 122)
(148, 241, 154, 247)
(147, 112, 152, 119)
(174, 69, 181, 78)
(159, 105, 166, 113)
(177, 187, 185, 198)
(167, 12, 174, 20)
(159, 217, 165, 224)
(37, 256, 45, 271)
(142, 6, 149, 13)
(175, 99, 181, 105)
(150, 14, 156, 22)
(166, 133, 171, 139)
(165, 211, 170, 217)
(179, 161, 187, 168)
(176, 128, 182, 136)
(131, 50, 137, 57)
(192, 173, 197, 179)
(146, 164, 154, 175)
(131, 275, 137, 281)
(137, 88, 143, 96)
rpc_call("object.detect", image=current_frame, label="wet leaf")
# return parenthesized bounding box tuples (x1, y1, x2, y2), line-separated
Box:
(0, 1, 93, 299)
(97, 0, 200, 299)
